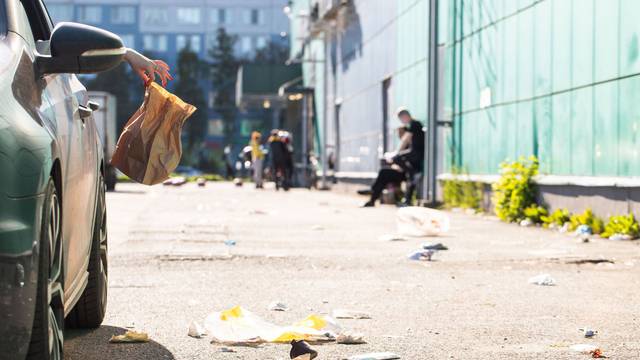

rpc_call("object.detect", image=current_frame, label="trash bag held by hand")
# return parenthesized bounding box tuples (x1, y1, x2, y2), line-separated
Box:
(111, 82, 196, 185)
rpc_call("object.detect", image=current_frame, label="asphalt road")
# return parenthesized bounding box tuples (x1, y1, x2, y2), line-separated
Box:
(64, 181, 640, 359)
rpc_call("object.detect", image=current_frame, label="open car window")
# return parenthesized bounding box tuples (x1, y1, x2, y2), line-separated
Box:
(0, 0, 7, 37)
(19, 0, 51, 41)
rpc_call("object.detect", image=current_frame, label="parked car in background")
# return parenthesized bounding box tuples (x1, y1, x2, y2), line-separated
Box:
(0, 0, 125, 358)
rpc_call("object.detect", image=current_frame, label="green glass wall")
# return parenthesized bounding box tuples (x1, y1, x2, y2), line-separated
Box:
(446, 0, 640, 177)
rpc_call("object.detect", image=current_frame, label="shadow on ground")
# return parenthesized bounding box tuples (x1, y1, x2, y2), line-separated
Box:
(65, 325, 175, 360)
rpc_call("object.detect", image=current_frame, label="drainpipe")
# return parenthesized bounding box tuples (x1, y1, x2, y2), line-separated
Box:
(301, 94, 309, 188)
(423, 0, 439, 205)
(320, 31, 330, 190)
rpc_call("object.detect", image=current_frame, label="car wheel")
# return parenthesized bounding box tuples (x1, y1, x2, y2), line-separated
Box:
(66, 175, 108, 328)
(27, 178, 64, 360)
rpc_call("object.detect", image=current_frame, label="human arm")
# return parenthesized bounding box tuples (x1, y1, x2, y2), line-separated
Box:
(123, 48, 173, 87)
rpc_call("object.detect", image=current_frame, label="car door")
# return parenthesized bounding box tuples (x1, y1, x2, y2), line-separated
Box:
(19, 0, 98, 299)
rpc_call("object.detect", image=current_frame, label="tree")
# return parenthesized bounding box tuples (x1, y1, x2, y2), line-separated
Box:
(85, 63, 140, 133)
(209, 27, 239, 144)
(253, 41, 290, 65)
(173, 45, 207, 153)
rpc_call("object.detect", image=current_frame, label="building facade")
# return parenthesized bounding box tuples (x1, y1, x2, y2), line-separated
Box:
(45, 0, 290, 148)
(292, 0, 640, 215)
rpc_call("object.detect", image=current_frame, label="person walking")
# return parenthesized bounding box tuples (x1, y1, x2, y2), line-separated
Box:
(362, 108, 425, 207)
(250, 131, 266, 189)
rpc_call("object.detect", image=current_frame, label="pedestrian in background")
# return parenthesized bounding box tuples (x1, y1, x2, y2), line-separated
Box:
(250, 131, 265, 189)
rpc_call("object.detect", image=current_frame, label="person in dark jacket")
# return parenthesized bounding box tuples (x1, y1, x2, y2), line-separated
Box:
(363, 108, 425, 207)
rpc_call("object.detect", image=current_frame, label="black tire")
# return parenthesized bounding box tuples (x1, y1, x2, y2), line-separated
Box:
(105, 166, 117, 192)
(27, 178, 64, 360)
(66, 175, 108, 328)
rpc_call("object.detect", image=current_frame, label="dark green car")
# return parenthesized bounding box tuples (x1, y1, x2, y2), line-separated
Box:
(0, 1, 125, 359)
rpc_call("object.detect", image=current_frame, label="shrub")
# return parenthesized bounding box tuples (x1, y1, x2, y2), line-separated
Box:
(541, 208, 571, 228)
(492, 156, 539, 222)
(523, 205, 548, 224)
(442, 168, 483, 210)
(569, 208, 604, 235)
(601, 214, 640, 239)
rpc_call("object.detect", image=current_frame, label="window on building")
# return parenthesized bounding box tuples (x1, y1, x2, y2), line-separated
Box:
(142, 7, 168, 26)
(256, 36, 268, 49)
(240, 36, 252, 53)
(251, 9, 263, 25)
(190, 34, 201, 53)
(120, 34, 135, 48)
(176, 35, 186, 51)
(111, 6, 135, 24)
(143, 34, 153, 51)
(177, 7, 201, 25)
(46, 4, 73, 23)
(211, 8, 227, 24)
(77, 5, 102, 24)
(157, 35, 168, 52)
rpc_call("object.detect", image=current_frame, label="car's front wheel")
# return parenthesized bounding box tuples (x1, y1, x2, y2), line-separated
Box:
(66, 175, 108, 328)
(27, 178, 64, 360)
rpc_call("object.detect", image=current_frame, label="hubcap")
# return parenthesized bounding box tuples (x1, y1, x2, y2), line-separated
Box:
(48, 191, 64, 359)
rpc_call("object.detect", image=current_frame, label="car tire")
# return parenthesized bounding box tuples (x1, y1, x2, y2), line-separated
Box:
(27, 178, 64, 360)
(105, 165, 117, 192)
(66, 175, 108, 328)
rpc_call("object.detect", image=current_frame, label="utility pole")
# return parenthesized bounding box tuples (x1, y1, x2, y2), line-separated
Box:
(423, 0, 439, 205)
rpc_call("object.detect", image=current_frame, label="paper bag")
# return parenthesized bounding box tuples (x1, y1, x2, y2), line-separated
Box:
(111, 82, 196, 185)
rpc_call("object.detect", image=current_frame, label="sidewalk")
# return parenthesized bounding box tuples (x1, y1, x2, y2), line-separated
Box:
(66, 182, 640, 359)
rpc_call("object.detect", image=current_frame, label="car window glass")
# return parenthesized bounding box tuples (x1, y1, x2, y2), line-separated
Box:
(0, 1, 7, 36)
(19, 0, 51, 41)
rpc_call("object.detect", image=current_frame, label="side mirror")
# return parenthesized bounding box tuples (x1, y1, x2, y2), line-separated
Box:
(36, 22, 125, 75)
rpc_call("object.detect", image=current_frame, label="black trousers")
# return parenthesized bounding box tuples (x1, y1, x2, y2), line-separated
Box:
(370, 168, 406, 202)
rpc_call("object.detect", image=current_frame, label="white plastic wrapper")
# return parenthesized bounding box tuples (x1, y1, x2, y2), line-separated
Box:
(396, 207, 450, 237)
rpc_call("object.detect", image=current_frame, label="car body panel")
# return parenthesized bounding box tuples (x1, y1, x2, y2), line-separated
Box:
(0, 0, 104, 358)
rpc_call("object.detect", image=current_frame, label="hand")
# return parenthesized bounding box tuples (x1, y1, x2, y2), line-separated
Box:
(124, 49, 173, 87)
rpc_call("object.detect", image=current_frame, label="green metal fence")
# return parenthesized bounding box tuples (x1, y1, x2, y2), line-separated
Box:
(444, 0, 640, 177)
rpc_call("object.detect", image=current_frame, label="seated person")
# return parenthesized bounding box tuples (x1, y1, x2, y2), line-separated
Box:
(362, 108, 425, 207)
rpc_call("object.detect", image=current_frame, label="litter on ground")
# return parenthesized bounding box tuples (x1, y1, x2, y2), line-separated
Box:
(528, 273, 556, 286)
(579, 327, 598, 338)
(332, 309, 371, 319)
(109, 330, 150, 343)
(407, 249, 436, 261)
(421, 242, 448, 250)
(336, 331, 366, 344)
(396, 207, 450, 237)
(268, 301, 289, 311)
(204, 306, 340, 345)
(188, 321, 206, 338)
(343, 352, 400, 360)
(290, 340, 318, 359)
(378, 234, 408, 242)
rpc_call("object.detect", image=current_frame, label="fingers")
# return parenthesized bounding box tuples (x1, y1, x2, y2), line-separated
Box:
(135, 69, 150, 85)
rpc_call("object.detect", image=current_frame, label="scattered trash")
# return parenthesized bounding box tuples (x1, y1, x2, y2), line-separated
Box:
(311, 225, 325, 231)
(109, 330, 150, 343)
(575, 225, 593, 238)
(343, 352, 400, 360)
(421, 242, 448, 251)
(609, 233, 633, 241)
(233, 178, 243, 186)
(520, 219, 533, 227)
(336, 331, 366, 345)
(579, 327, 598, 338)
(197, 177, 206, 187)
(567, 259, 613, 265)
(218, 347, 236, 353)
(224, 239, 237, 247)
(570, 344, 605, 358)
(204, 306, 339, 345)
(396, 207, 450, 237)
(290, 340, 318, 359)
(268, 301, 289, 312)
(332, 309, 371, 320)
(559, 222, 571, 233)
(188, 321, 207, 338)
(528, 274, 556, 286)
(407, 249, 435, 261)
(378, 234, 408, 242)
(162, 176, 187, 186)
(249, 209, 268, 215)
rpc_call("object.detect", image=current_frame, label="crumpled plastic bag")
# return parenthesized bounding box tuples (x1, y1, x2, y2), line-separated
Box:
(396, 207, 450, 237)
(204, 306, 339, 345)
(109, 330, 149, 343)
(111, 82, 196, 185)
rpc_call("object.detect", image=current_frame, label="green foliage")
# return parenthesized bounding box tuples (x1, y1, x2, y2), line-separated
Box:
(442, 168, 483, 210)
(541, 208, 571, 228)
(601, 214, 640, 239)
(173, 47, 208, 152)
(492, 156, 539, 222)
(209, 28, 239, 143)
(569, 208, 604, 235)
(523, 205, 548, 224)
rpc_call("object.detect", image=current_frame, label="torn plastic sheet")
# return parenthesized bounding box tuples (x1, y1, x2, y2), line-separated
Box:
(204, 306, 340, 345)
